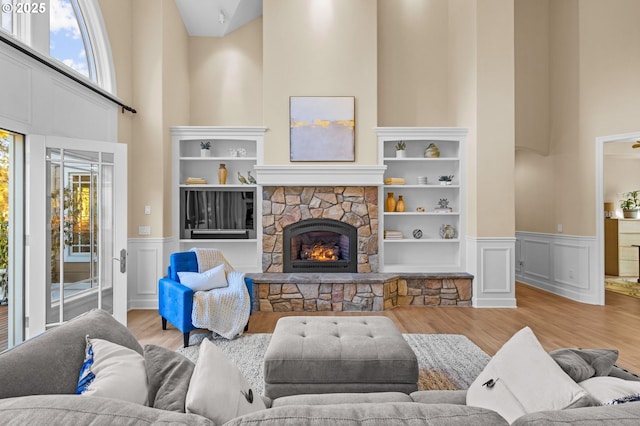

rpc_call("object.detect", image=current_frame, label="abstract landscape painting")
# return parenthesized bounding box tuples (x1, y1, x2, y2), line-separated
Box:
(290, 96, 355, 161)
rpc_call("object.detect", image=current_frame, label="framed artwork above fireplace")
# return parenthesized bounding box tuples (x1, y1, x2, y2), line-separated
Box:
(289, 96, 355, 162)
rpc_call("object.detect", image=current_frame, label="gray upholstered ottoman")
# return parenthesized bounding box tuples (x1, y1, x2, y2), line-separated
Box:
(263, 316, 418, 398)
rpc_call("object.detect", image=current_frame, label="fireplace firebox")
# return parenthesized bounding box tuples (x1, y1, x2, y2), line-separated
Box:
(283, 219, 358, 273)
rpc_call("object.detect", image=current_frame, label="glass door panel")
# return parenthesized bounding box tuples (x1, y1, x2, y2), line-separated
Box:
(46, 148, 115, 325)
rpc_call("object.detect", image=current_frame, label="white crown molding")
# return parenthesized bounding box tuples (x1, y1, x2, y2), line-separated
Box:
(374, 127, 468, 139)
(170, 126, 268, 138)
(254, 165, 387, 186)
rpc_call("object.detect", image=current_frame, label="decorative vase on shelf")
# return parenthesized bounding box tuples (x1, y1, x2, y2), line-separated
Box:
(395, 195, 406, 212)
(385, 192, 396, 212)
(440, 224, 457, 239)
(424, 143, 440, 158)
(396, 150, 406, 158)
(200, 149, 210, 157)
(218, 163, 227, 184)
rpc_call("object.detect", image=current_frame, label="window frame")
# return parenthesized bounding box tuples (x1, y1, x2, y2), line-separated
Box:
(1, 0, 115, 94)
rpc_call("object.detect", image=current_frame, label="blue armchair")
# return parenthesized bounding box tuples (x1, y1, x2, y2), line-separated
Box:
(158, 251, 253, 347)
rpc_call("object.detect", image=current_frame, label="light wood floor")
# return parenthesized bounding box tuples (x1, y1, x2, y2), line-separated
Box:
(129, 283, 640, 373)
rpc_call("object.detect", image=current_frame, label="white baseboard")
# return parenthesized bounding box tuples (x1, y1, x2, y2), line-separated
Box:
(515, 232, 602, 305)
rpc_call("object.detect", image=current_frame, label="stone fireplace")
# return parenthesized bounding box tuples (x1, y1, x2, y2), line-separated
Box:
(283, 218, 358, 273)
(261, 186, 378, 273)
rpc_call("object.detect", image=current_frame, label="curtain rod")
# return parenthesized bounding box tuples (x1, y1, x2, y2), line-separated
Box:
(0, 33, 136, 114)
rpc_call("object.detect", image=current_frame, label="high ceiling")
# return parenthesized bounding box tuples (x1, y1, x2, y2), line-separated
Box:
(175, 0, 262, 37)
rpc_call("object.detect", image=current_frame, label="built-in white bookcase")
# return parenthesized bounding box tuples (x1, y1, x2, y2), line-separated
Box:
(375, 127, 468, 272)
(171, 126, 266, 271)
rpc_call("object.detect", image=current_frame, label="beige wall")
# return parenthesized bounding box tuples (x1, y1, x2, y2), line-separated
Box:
(515, 150, 555, 232)
(99, 0, 134, 234)
(262, 0, 378, 165)
(102, 0, 189, 238)
(162, 0, 190, 235)
(515, 0, 640, 236)
(377, 0, 450, 126)
(475, 0, 515, 237)
(447, 0, 515, 238)
(189, 18, 263, 126)
(448, 0, 478, 235)
(99, 0, 133, 146)
(515, 0, 549, 156)
(130, 0, 164, 238)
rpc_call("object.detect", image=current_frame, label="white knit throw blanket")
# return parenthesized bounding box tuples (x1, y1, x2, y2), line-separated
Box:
(190, 248, 250, 339)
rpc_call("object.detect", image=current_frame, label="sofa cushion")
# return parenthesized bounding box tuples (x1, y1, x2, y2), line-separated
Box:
(225, 402, 509, 426)
(76, 337, 148, 405)
(0, 394, 214, 426)
(178, 263, 228, 291)
(186, 339, 266, 424)
(272, 392, 412, 408)
(466, 327, 595, 424)
(410, 390, 468, 405)
(549, 348, 619, 382)
(0, 309, 143, 399)
(144, 344, 195, 412)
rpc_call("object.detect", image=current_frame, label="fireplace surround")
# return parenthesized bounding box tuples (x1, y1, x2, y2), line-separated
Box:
(262, 186, 378, 273)
(283, 219, 358, 273)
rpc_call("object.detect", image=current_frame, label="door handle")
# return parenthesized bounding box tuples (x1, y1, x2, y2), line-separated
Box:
(113, 249, 127, 273)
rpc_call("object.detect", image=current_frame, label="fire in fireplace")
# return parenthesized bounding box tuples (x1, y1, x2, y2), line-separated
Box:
(283, 219, 358, 273)
(301, 242, 340, 261)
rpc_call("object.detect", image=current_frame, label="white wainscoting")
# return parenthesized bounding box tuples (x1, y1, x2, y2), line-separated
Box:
(515, 232, 602, 305)
(127, 237, 175, 310)
(466, 237, 517, 308)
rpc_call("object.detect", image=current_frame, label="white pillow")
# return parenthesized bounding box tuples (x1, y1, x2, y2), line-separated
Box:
(466, 327, 592, 424)
(186, 339, 266, 423)
(579, 376, 640, 405)
(76, 337, 148, 406)
(178, 263, 228, 291)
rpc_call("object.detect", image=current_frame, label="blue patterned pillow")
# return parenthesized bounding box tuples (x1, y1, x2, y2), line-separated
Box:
(609, 393, 640, 405)
(74, 336, 148, 405)
(76, 335, 96, 394)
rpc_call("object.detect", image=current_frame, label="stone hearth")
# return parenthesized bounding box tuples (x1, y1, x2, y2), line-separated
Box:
(248, 273, 473, 312)
(262, 186, 378, 273)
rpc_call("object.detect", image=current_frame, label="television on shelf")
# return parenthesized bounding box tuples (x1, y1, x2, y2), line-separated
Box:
(180, 189, 255, 240)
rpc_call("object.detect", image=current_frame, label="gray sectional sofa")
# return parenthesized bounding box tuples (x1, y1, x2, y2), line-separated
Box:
(1, 309, 640, 425)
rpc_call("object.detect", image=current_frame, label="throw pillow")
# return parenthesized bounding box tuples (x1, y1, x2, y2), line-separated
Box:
(144, 344, 195, 412)
(185, 338, 266, 423)
(549, 348, 618, 382)
(466, 327, 594, 424)
(76, 336, 148, 406)
(178, 263, 228, 291)
(579, 376, 640, 405)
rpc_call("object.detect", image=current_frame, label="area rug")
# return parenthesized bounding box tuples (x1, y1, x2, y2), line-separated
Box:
(605, 278, 640, 299)
(177, 333, 490, 395)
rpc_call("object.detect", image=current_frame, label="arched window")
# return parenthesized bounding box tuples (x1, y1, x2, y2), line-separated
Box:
(0, 0, 115, 94)
(50, 0, 96, 81)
